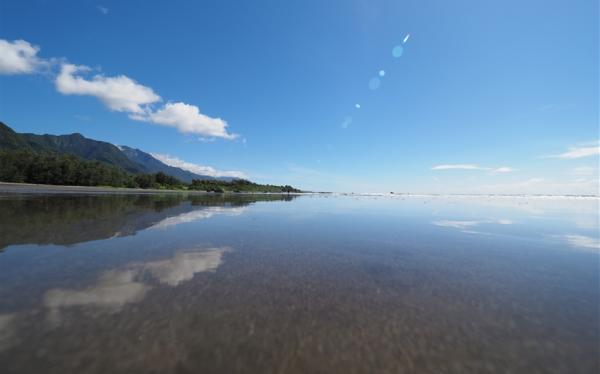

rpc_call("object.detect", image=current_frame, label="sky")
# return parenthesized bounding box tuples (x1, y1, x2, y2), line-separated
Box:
(0, 0, 598, 194)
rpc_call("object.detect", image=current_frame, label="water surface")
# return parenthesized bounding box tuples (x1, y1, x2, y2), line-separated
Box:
(0, 193, 598, 373)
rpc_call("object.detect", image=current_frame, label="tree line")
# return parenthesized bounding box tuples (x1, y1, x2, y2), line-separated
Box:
(0, 149, 300, 192)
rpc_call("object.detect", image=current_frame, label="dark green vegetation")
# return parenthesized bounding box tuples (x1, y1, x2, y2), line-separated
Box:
(190, 179, 300, 193)
(0, 122, 144, 173)
(0, 122, 301, 192)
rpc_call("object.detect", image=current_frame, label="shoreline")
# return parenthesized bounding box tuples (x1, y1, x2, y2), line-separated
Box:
(0, 182, 303, 195)
(0, 182, 597, 199)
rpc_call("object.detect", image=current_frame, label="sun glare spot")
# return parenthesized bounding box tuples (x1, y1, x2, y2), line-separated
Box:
(392, 45, 404, 58)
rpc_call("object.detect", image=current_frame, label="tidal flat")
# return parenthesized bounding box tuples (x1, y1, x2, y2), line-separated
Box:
(0, 193, 598, 373)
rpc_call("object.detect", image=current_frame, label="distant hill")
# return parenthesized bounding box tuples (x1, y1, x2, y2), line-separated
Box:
(0, 122, 146, 173)
(119, 146, 214, 183)
(0, 122, 216, 181)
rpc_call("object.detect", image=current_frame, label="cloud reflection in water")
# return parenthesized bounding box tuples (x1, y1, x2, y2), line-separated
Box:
(150, 207, 246, 229)
(43, 247, 231, 315)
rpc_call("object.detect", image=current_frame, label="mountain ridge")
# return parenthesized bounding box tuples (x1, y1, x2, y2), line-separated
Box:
(0, 122, 220, 181)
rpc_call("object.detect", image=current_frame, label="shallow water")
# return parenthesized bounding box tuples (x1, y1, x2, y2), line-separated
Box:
(0, 193, 598, 373)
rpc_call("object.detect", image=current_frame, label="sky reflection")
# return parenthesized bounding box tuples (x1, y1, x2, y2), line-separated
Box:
(44, 247, 230, 314)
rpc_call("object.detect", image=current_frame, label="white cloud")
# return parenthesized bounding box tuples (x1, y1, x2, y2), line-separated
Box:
(135, 102, 236, 139)
(55, 63, 161, 114)
(57, 66, 236, 139)
(0, 39, 45, 74)
(1, 38, 239, 139)
(547, 142, 600, 159)
(432, 164, 516, 174)
(97, 5, 109, 15)
(493, 166, 516, 173)
(431, 164, 485, 170)
(150, 153, 246, 179)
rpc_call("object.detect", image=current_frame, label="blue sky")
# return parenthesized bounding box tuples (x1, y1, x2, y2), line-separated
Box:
(0, 0, 598, 193)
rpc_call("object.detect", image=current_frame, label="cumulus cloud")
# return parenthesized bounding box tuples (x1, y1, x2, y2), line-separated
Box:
(56, 66, 236, 139)
(150, 153, 246, 179)
(55, 63, 161, 113)
(547, 142, 600, 159)
(55, 64, 236, 139)
(0, 39, 45, 74)
(0, 37, 238, 139)
(134, 102, 236, 139)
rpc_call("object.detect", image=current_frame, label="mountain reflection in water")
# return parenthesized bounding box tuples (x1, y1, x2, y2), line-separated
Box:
(0, 194, 297, 249)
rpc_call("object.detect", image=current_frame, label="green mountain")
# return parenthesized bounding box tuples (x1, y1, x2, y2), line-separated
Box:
(0, 122, 300, 192)
(0, 122, 218, 180)
(0, 122, 146, 174)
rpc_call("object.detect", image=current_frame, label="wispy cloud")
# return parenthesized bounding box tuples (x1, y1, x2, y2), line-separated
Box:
(431, 164, 515, 173)
(150, 153, 246, 179)
(569, 166, 597, 176)
(546, 141, 600, 159)
(431, 164, 485, 170)
(97, 5, 109, 15)
(492, 166, 516, 173)
(0, 39, 46, 74)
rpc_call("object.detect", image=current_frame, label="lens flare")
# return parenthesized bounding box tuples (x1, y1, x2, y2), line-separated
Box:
(369, 77, 381, 90)
(392, 45, 404, 58)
